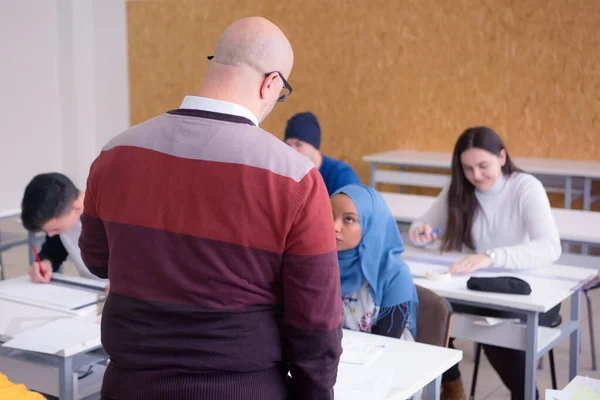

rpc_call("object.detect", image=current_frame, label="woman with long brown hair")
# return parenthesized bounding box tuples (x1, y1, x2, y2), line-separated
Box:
(409, 126, 561, 400)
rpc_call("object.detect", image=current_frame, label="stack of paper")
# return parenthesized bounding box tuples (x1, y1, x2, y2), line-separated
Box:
(0, 281, 99, 310)
(340, 340, 387, 366)
(334, 363, 393, 400)
(546, 376, 600, 400)
(473, 317, 521, 327)
(2, 318, 100, 355)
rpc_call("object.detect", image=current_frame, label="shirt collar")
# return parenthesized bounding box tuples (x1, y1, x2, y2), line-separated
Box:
(179, 96, 259, 126)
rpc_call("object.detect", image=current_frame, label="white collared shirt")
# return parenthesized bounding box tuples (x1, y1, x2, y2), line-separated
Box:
(180, 96, 259, 126)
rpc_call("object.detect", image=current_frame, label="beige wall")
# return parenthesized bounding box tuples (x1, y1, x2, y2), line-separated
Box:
(127, 0, 600, 209)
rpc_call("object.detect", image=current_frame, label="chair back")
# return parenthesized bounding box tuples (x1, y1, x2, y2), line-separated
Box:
(415, 285, 453, 347)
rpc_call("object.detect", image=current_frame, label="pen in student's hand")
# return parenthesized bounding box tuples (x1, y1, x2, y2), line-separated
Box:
(31, 245, 45, 278)
(419, 228, 440, 236)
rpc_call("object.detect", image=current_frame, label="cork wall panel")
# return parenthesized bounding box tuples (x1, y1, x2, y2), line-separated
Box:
(127, 0, 600, 207)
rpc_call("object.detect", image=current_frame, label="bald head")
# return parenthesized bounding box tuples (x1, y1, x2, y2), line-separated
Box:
(212, 17, 293, 78)
(199, 17, 294, 125)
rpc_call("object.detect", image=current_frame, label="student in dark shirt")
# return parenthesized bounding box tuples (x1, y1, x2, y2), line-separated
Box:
(284, 112, 360, 195)
(20, 173, 107, 288)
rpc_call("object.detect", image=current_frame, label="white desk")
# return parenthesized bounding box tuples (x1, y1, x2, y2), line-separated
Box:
(364, 150, 600, 210)
(381, 192, 600, 247)
(0, 209, 21, 220)
(0, 275, 460, 400)
(402, 248, 598, 400)
(338, 329, 462, 400)
(0, 275, 105, 400)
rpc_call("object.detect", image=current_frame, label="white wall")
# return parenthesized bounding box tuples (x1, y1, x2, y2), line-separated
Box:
(0, 0, 130, 212)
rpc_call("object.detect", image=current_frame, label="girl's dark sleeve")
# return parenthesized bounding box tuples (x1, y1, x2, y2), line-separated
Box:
(371, 302, 410, 338)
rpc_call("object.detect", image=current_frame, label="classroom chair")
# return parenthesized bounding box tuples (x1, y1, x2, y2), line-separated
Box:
(415, 285, 453, 347)
(414, 286, 453, 400)
(0, 231, 28, 280)
(469, 314, 562, 400)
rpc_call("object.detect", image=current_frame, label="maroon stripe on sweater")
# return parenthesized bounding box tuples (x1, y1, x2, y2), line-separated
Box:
(79, 211, 108, 276)
(88, 146, 333, 255)
(102, 221, 341, 331)
(103, 221, 283, 309)
(282, 253, 342, 330)
(100, 292, 341, 400)
(283, 322, 342, 400)
(101, 292, 285, 372)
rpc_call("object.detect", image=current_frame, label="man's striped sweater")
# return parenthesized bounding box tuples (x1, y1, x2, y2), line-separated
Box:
(79, 106, 343, 400)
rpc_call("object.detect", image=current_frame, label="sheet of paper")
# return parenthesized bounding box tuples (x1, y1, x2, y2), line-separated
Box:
(334, 363, 393, 400)
(545, 389, 568, 400)
(554, 376, 600, 400)
(340, 339, 387, 366)
(403, 252, 462, 267)
(51, 273, 107, 291)
(2, 318, 100, 354)
(0, 297, 75, 338)
(546, 376, 600, 400)
(472, 317, 521, 327)
(0, 281, 99, 310)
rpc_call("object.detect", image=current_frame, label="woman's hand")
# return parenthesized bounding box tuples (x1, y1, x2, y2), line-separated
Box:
(449, 254, 492, 274)
(409, 224, 439, 245)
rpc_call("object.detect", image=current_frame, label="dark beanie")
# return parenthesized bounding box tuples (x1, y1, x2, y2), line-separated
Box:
(284, 112, 321, 150)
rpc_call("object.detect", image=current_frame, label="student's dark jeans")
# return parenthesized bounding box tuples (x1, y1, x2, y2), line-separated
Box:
(442, 303, 561, 400)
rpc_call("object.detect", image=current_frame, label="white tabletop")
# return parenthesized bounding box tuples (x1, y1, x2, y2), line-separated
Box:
(403, 248, 598, 313)
(0, 208, 21, 220)
(382, 192, 434, 224)
(0, 276, 101, 358)
(0, 275, 463, 398)
(381, 192, 600, 245)
(338, 329, 462, 400)
(551, 208, 600, 244)
(364, 150, 600, 179)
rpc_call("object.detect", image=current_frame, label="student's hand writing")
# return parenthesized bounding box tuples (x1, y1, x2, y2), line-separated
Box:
(104, 283, 110, 296)
(409, 224, 438, 245)
(449, 254, 492, 274)
(28, 260, 53, 283)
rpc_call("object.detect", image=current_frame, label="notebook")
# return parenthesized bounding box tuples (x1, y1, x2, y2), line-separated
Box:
(0, 281, 99, 310)
(2, 318, 100, 354)
(340, 339, 387, 366)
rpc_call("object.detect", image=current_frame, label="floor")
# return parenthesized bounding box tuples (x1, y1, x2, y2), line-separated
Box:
(1, 218, 599, 399)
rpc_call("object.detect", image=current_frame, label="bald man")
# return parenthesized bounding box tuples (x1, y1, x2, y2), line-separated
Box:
(80, 17, 342, 400)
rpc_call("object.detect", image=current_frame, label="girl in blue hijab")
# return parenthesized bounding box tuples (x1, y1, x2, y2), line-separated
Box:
(331, 184, 418, 338)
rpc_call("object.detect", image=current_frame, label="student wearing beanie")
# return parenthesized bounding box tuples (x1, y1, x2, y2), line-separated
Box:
(284, 112, 360, 195)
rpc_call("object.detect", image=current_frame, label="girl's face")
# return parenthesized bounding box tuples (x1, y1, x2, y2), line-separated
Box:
(331, 194, 362, 251)
(460, 147, 506, 190)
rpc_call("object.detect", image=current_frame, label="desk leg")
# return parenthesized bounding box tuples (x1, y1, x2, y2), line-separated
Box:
(524, 311, 539, 400)
(425, 375, 441, 400)
(370, 163, 376, 188)
(398, 166, 404, 193)
(582, 177, 592, 254)
(569, 290, 581, 379)
(564, 176, 573, 209)
(583, 177, 592, 211)
(59, 356, 74, 400)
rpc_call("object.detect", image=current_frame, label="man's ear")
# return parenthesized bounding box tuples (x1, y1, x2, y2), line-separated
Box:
(260, 72, 278, 100)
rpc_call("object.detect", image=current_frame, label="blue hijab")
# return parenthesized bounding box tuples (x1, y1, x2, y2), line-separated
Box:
(333, 184, 418, 335)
